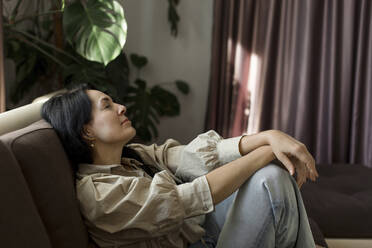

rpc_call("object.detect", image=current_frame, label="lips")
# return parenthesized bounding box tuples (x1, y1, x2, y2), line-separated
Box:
(121, 118, 129, 125)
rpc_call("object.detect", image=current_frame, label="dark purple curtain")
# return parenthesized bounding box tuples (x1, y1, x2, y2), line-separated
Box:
(205, 0, 253, 138)
(206, 0, 372, 167)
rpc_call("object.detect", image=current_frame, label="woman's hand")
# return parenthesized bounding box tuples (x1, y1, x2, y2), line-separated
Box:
(264, 130, 318, 183)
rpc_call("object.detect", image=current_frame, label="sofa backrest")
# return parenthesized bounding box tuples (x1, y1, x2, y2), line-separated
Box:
(0, 140, 52, 248)
(0, 119, 90, 248)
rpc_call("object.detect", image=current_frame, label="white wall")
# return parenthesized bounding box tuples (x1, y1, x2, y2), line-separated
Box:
(120, 0, 214, 144)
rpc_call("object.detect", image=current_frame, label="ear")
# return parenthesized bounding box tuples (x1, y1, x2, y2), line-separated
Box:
(81, 125, 95, 142)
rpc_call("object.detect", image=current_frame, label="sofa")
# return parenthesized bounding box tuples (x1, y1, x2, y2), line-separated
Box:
(0, 120, 98, 247)
(0, 91, 98, 247)
(301, 164, 372, 248)
(0, 97, 371, 248)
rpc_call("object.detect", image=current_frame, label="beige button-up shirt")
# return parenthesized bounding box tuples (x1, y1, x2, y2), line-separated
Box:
(76, 130, 243, 248)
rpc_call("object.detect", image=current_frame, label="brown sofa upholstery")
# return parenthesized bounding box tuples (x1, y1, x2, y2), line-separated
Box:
(301, 164, 372, 239)
(0, 119, 96, 248)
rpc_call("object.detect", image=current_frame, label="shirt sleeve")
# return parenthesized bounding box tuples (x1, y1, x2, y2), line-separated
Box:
(76, 170, 214, 239)
(128, 130, 244, 182)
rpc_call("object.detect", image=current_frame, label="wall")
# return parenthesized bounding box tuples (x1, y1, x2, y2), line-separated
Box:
(120, 0, 214, 144)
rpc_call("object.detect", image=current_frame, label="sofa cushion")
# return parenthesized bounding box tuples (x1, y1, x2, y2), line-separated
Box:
(0, 141, 52, 248)
(301, 163, 372, 238)
(0, 120, 90, 248)
(308, 217, 328, 247)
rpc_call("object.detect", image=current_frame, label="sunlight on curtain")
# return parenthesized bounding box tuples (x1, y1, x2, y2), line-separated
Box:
(247, 53, 261, 135)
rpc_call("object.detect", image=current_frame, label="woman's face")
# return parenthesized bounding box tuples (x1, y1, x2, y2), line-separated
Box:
(84, 89, 136, 146)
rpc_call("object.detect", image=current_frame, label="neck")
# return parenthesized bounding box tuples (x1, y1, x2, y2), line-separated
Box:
(92, 143, 124, 165)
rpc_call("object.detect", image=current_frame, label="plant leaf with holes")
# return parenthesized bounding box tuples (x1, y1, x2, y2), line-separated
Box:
(105, 52, 130, 102)
(124, 81, 181, 141)
(63, 0, 127, 65)
(151, 86, 180, 116)
(124, 80, 159, 142)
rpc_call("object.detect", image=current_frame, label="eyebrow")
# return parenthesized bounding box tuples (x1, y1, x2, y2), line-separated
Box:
(98, 96, 112, 106)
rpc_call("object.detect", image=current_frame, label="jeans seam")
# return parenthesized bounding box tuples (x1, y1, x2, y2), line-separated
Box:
(253, 212, 273, 248)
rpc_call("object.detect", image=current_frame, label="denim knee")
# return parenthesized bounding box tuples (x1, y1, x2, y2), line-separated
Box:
(254, 163, 290, 180)
(249, 164, 297, 206)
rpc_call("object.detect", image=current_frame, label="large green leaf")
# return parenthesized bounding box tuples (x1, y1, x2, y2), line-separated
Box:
(151, 86, 180, 116)
(63, 0, 127, 65)
(124, 80, 182, 142)
(62, 58, 120, 102)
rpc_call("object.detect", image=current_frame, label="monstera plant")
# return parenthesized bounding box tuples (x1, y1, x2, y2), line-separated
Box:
(125, 53, 189, 141)
(3, 0, 187, 142)
(4, 0, 128, 102)
(63, 0, 127, 65)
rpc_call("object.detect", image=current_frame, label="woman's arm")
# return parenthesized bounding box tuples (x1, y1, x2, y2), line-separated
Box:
(238, 131, 270, 155)
(206, 145, 274, 205)
(239, 130, 319, 183)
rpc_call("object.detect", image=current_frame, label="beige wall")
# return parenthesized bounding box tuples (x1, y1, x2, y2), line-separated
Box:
(120, 0, 214, 144)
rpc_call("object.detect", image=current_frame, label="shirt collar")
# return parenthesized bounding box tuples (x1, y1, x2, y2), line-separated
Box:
(77, 163, 120, 175)
(77, 157, 143, 175)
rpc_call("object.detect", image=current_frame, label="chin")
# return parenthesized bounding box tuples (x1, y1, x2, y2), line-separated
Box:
(125, 126, 136, 141)
(130, 127, 137, 138)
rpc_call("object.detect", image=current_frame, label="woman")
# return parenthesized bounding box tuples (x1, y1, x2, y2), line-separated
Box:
(41, 84, 319, 248)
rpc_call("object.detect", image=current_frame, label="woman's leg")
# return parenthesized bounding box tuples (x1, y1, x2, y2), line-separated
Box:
(188, 192, 237, 248)
(215, 164, 316, 248)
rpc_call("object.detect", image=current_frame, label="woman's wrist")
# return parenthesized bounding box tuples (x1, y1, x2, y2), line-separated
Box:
(238, 131, 272, 155)
(260, 129, 277, 145)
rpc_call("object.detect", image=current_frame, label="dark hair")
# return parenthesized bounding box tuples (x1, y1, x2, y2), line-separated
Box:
(41, 84, 149, 175)
(41, 84, 94, 167)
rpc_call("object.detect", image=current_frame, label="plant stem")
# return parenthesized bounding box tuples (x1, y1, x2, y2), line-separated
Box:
(12, 10, 63, 25)
(11, 28, 82, 64)
(53, 0, 64, 88)
(16, 35, 67, 68)
(10, 0, 22, 22)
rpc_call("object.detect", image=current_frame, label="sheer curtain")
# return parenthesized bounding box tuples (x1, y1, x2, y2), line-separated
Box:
(206, 0, 372, 167)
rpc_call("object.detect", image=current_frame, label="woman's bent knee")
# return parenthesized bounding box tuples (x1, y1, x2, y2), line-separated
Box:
(246, 164, 298, 205)
(251, 164, 293, 186)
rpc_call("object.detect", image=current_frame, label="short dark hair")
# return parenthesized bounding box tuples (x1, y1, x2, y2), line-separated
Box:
(41, 84, 93, 167)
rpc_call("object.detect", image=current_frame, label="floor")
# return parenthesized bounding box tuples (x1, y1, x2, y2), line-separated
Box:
(325, 239, 372, 248)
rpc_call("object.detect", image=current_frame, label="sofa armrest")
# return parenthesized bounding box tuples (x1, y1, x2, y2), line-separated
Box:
(0, 89, 66, 136)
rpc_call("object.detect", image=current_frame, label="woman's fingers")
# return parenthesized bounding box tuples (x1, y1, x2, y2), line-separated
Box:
(276, 152, 295, 175)
(292, 157, 307, 188)
(290, 143, 319, 180)
(268, 130, 319, 183)
(299, 164, 307, 187)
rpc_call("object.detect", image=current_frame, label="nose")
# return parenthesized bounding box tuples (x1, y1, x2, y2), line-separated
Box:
(118, 104, 126, 115)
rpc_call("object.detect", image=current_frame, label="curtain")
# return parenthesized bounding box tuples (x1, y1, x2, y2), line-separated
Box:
(207, 0, 372, 167)
(205, 0, 253, 138)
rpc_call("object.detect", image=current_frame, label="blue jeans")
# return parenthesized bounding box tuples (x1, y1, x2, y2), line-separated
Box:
(188, 164, 316, 248)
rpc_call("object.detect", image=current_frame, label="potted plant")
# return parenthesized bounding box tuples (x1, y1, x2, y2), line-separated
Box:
(2, 0, 188, 142)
